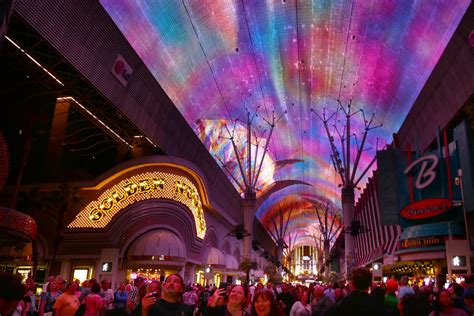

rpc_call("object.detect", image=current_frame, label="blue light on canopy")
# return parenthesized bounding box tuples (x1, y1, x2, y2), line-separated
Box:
(100, 0, 469, 240)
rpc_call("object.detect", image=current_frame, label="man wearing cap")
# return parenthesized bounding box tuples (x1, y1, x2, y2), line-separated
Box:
(128, 277, 145, 312)
(385, 279, 399, 315)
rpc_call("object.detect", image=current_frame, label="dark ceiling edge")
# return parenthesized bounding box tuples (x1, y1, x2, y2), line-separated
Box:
(12, 0, 242, 223)
(396, 2, 474, 151)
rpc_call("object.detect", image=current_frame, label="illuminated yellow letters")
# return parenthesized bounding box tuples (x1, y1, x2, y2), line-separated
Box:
(124, 183, 138, 196)
(112, 190, 126, 203)
(139, 179, 151, 192)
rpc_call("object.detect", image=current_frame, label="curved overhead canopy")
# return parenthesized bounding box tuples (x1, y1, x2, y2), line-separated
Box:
(128, 229, 186, 258)
(101, 0, 469, 241)
(203, 247, 226, 266)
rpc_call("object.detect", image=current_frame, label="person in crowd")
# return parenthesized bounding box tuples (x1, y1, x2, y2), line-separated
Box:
(371, 287, 392, 316)
(311, 285, 334, 316)
(265, 283, 276, 298)
(100, 279, 114, 314)
(12, 280, 32, 316)
(132, 281, 160, 316)
(83, 284, 104, 316)
(79, 279, 100, 303)
(114, 283, 128, 310)
(251, 290, 285, 316)
(290, 288, 311, 316)
(429, 289, 468, 316)
(398, 276, 414, 300)
(0, 273, 25, 316)
(324, 285, 336, 304)
(74, 279, 82, 292)
(449, 283, 467, 311)
(127, 277, 144, 313)
(141, 273, 191, 316)
(334, 288, 343, 305)
(39, 279, 62, 316)
(81, 280, 90, 291)
(24, 277, 38, 316)
(418, 286, 435, 316)
(197, 285, 211, 315)
(464, 275, 474, 300)
(384, 279, 399, 316)
(182, 286, 198, 312)
(334, 267, 383, 316)
(207, 285, 249, 316)
(277, 283, 295, 315)
(53, 282, 81, 316)
(464, 291, 474, 316)
(398, 294, 420, 316)
(42, 276, 55, 294)
(55, 276, 65, 293)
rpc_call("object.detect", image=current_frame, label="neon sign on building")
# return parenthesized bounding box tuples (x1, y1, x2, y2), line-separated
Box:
(68, 171, 206, 239)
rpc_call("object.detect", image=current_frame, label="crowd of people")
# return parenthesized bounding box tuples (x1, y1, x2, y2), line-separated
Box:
(1, 268, 473, 316)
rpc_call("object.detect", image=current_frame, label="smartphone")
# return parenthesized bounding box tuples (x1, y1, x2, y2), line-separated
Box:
(218, 283, 228, 299)
(219, 282, 228, 290)
(150, 291, 159, 298)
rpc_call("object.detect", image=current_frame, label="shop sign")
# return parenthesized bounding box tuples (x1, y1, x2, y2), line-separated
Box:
(68, 171, 207, 238)
(101, 262, 112, 272)
(452, 256, 466, 267)
(400, 198, 452, 220)
(112, 54, 133, 87)
(404, 154, 439, 190)
(399, 236, 444, 250)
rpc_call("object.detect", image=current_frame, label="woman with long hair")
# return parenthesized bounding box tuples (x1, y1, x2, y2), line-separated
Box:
(207, 285, 249, 316)
(429, 289, 468, 316)
(289, 288, 311, 316)
(251, 290, 285, 316)
(83, 284, 104, 316)
(39, 281, 61, 316)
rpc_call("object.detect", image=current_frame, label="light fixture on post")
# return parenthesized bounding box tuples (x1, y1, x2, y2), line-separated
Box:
(227, 225, 250, 240)
(313, 101, 381, 276)
(252, 240, 261, 251)
(215, 108, 286, 284)
(344, 220, 369, 237)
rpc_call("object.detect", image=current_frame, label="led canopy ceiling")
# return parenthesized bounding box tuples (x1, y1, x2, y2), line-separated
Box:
(101, 0, 469, 243)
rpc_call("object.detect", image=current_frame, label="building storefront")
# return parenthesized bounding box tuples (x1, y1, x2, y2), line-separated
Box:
(376, 119, 474, 283)
(46, 156, 244, 287)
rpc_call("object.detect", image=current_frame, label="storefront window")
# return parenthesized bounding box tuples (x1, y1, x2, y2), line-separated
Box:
(16, 267, 32, 282)
(73, 268, 89, 283)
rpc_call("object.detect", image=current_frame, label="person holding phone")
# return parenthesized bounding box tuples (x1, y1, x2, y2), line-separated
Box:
(141, 274, 192, 316)
(207, 285, 249, 316)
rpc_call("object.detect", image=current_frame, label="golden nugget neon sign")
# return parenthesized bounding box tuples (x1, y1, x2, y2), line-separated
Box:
(68, 171, 206, 238)
(88, 177, 165, 222)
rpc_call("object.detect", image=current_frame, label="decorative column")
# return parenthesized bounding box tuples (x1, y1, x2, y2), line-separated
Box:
(313, 101, 380, 277)
(342, 188, 355, 276)
(243, 191, 256, 261)
(216, 109, 285, 283)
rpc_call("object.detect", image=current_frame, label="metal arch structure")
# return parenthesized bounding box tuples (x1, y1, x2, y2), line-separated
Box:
(3, 14, 162, 153)
(309, 201, 342, 280)
(99, 0, 470, 252)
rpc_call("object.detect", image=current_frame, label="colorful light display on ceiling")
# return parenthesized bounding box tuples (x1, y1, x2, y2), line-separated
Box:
(100, 0, 469, 242)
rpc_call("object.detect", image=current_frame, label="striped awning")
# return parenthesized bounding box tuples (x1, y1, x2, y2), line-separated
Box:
(353, 173, 402, 267)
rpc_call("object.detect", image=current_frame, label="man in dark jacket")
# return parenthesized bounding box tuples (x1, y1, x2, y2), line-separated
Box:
(141, 274, 192, 316)
(335, 267, 383, 316)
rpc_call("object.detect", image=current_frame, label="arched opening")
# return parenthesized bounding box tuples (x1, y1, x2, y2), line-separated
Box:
(123, 228, 186, 281)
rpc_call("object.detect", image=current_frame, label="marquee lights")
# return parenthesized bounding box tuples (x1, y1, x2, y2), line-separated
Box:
(68, 171, 206, 238)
